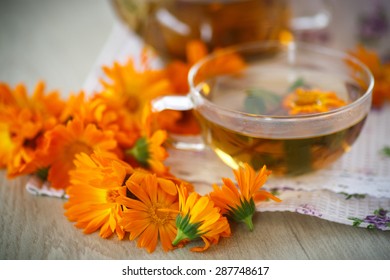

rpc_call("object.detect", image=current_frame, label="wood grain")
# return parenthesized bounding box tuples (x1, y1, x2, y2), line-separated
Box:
(1, 172, 389, 259)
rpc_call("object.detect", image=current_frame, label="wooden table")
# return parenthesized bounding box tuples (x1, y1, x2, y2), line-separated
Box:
(1, 0, 389, 260)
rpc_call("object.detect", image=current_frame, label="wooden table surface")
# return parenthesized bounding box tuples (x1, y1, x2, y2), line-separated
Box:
(1, 0, 389, 260)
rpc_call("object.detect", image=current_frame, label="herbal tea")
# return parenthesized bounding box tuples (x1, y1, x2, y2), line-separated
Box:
(195, 64, 368, 176)
(196, 114, 366, 176)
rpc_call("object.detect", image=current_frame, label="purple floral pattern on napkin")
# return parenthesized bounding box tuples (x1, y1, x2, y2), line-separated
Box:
(295, 204, 323, 217)
(349, 208, 390, 230)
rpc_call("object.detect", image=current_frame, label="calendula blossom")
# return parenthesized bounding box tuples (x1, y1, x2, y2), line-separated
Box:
(209, 164, 281, 231)
(172, 184, 231, 252)
(125, 105, 169, 175)
(40, 117, 118, 189)
(283, 87, 347, 115)
(129, 168, 193, 196)
(349, 44, 390, 108)
(126, 129, 168, 175)
(98, 57, 173, 125)
(0, 81, 65, 177)
(64, 151, 133, 239)
(117, 173, 179, 253)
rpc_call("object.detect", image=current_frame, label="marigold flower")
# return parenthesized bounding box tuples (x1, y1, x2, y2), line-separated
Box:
(349, 44, 390, 108)
(209, 164, 281, 231)
(125, 106, 169, 175)
(40, 117, 118, 189)
(117, 173, 179, 253)
(282, 87, 347, 115)
(64, 151, 133, 239)
(172, 184, 231, 252)
(0, 81, 65, 177)
(126, 129, 168, 175)
(129, 168, 187, 197)
(99, 57, 174, 125)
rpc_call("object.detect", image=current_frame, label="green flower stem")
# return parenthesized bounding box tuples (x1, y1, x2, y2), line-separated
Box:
(172, 228, 189, 246)
(242, 214, 254, 231)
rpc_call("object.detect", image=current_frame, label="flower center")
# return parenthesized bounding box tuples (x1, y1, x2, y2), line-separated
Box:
(125, 95, 140, 112)
(106, 189, 120, 203)
(67, 141, 93, 158)
(148, 203, 171, 225)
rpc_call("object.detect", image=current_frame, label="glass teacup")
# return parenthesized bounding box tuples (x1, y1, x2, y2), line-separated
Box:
(153, 41, 374, 176)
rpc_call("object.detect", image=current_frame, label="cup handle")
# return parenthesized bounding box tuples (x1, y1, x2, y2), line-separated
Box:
(152, 95, 194, 112)
(151, 95, 205, 151)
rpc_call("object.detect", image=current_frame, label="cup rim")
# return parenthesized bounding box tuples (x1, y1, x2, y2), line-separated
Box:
(187, 40, 374, 121)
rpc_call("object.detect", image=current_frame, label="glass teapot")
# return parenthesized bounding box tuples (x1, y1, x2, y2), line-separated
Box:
(112, 0, 293, 60)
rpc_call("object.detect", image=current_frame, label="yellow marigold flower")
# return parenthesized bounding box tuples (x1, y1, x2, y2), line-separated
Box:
(64, 151, 133, 239)
(349, 44, 390, 108)
(41, 117, 118, 189)
(117, 174, 179, 253)
(209, 164, 281, 231)
(172, 184, 231, 252)
(283, 87, 347, 115)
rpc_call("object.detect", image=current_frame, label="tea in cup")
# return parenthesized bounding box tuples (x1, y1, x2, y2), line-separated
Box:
(153, 41, 373, 176)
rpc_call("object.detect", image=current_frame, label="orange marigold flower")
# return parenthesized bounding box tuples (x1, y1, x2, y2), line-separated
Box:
(282, 87, 347, 115)
(91, 94, 141, 150)
(59, 91, 94, 124)
(117, 173, 179, 253)
(41, 117, 117, 189)
(64, 151, 133, 239)
(0, 81, 65, 118)
(129, 168, 187, 197)
(126, 107, 169, 175)
(165, 40, 209, 94)
(126, 130, 168, 175)
(0, 120, 14, 169)
(0, 81, 65, 177)
(349, 45, 390, 108)
(172, 184, 231, 252)
(99, 57, 174, 125)
(209, 164, 281, 231)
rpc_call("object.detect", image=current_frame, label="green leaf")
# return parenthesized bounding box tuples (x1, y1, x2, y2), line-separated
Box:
(244, 95, 266, 114)
(339, 192, 366, 200)
(381, 146, 390, 157)
(287, 77, 306, 92)
(244, 88, 281, 115)
(348, 217, 363, 227)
